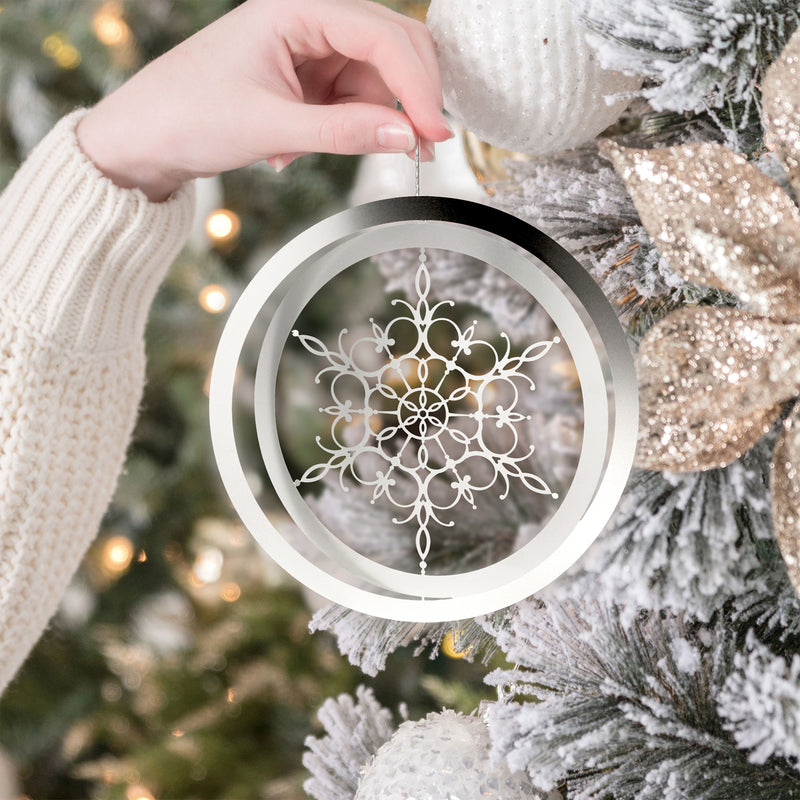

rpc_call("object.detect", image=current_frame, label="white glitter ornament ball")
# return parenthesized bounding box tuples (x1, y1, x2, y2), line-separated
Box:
(426, 0, 643, 155)
(354, 710, 543, 800)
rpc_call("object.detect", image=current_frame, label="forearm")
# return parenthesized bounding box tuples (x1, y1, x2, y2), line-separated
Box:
(0, 110, 194, 694)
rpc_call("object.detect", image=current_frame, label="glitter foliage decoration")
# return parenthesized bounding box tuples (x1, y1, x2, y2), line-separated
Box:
(292, 249, 560, 574)
(601, 29, 800, 595)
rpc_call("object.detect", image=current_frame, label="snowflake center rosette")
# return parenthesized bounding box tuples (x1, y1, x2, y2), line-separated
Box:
(209, 197, 637, 621)
(290, 249, 561, 575)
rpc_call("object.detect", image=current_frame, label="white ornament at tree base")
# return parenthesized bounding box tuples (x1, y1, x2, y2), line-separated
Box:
(354, 710, 545, 800)
(426, 0, 643, 155)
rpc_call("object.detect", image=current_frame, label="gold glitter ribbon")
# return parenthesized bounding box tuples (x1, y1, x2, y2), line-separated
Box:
(601, 28, 800, 592)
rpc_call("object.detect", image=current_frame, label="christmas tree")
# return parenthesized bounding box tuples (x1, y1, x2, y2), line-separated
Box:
(3, 1, 800, 800)
(305, 2, 800, 799)
(0, 2, 487, 799)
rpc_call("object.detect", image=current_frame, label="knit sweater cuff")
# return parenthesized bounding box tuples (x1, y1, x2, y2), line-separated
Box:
(0, 109, 195, 354)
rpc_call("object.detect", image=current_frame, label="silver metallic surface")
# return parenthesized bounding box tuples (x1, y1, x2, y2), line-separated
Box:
(209, 197, 638, 621)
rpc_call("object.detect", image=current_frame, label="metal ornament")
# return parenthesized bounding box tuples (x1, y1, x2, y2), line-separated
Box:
(209, 196, 637, 622)
(292, 247, 560, 576)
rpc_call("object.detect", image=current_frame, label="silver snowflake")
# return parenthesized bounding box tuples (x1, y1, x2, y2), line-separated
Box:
(293, 249, 560, 574)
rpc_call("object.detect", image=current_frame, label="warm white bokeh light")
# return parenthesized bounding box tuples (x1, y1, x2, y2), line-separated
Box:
(205, 209, 241, 242)
(198, 284, 229, 313)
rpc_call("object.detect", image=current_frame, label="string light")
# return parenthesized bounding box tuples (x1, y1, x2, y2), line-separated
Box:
(125, 786, 155, 800)
(205, 209, 241, 243)
(198, 284, 229, 313)
(41, 33, 82, 69)
(92, 2, 132, 46)
(192, 548, 223, 584)
(441, 629, 472, 659)
(220, 582, 242, 603)
(101, 535, 134, 575)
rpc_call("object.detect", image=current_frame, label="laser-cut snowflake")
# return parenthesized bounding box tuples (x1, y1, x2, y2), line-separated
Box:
(292, 249, 560, 574)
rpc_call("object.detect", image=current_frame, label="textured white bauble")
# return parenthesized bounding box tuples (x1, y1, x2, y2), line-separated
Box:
(354, 710, 544, 800)
(426, 0, 643, 155)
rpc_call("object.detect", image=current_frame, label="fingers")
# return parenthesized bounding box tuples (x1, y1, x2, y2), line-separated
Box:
(297, 58, 395, 108)
(332, 61, 397, 108)
(300, 0, 451, 144)
(284, 101, 419, 156)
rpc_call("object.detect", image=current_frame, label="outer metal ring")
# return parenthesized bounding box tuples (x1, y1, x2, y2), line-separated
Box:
(209, 197, 638, 621)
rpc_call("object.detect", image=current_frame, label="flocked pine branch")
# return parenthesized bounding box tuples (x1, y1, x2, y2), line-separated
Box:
(734, 579, 800, 648)
(555, 438, 781, 623)
(483, 599, 800, 800)
(309, 606, 501, 677)
(573, 0, 800, 121)
(303, 687, 397, 800)
(718, 631, 800, 768)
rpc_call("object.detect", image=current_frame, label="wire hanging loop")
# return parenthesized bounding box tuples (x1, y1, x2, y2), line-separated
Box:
(414, 136, 421, 197)
(395, 99, 421, 197)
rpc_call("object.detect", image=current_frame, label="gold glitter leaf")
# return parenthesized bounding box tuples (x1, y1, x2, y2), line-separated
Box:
(635, 307, 800, 471)
(604, 30, 800, 601)
(772, 404, 800, 596)
(763, 28, 800, 199)
(601, 140, 800, 322)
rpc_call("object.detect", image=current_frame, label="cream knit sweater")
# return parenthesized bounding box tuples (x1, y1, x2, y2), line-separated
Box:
(0, 110, 195, 694)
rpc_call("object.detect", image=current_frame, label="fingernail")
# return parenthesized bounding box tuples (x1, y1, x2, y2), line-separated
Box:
(421, 142, 435, 162)
(440, 114, 455, 138)
(272, 156, 286, 173)
(377, 123, 416, 152)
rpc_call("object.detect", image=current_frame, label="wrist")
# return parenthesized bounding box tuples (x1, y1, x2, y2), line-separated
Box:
(76, 104, 185, 202)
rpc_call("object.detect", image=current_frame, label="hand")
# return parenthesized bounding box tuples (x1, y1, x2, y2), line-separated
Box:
(77, 0, 452, 201)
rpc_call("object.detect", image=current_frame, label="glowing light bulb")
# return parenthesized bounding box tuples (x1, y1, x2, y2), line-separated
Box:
(102, 536, 134, 574)
(198, 284, 229, 313)
(205, 209, 241, 242)
(192, 548, 224, 584)
(93, 2, 132, 46)
(441, 629, 471, 659)
(220, 582, 242, 603)
(125, 785, 155, 800)
(56, 44, 81, 69)
(41, 34, 64, 58)
(42, 34, 81, 68)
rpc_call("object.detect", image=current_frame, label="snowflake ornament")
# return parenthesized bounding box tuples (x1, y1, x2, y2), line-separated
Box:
(293, 249, 560, 574)
(211, 196, 637, 620)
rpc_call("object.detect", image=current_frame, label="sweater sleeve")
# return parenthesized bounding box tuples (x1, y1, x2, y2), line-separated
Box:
(0, 109, 195, 694)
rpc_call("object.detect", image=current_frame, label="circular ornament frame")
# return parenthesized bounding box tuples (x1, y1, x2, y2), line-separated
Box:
(209, 197, 638, 622)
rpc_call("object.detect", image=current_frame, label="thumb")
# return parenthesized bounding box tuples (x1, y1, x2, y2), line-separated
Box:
(289, 103, 418, 156)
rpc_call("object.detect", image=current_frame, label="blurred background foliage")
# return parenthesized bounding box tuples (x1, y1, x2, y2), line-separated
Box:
(0, 2, 496, 798)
